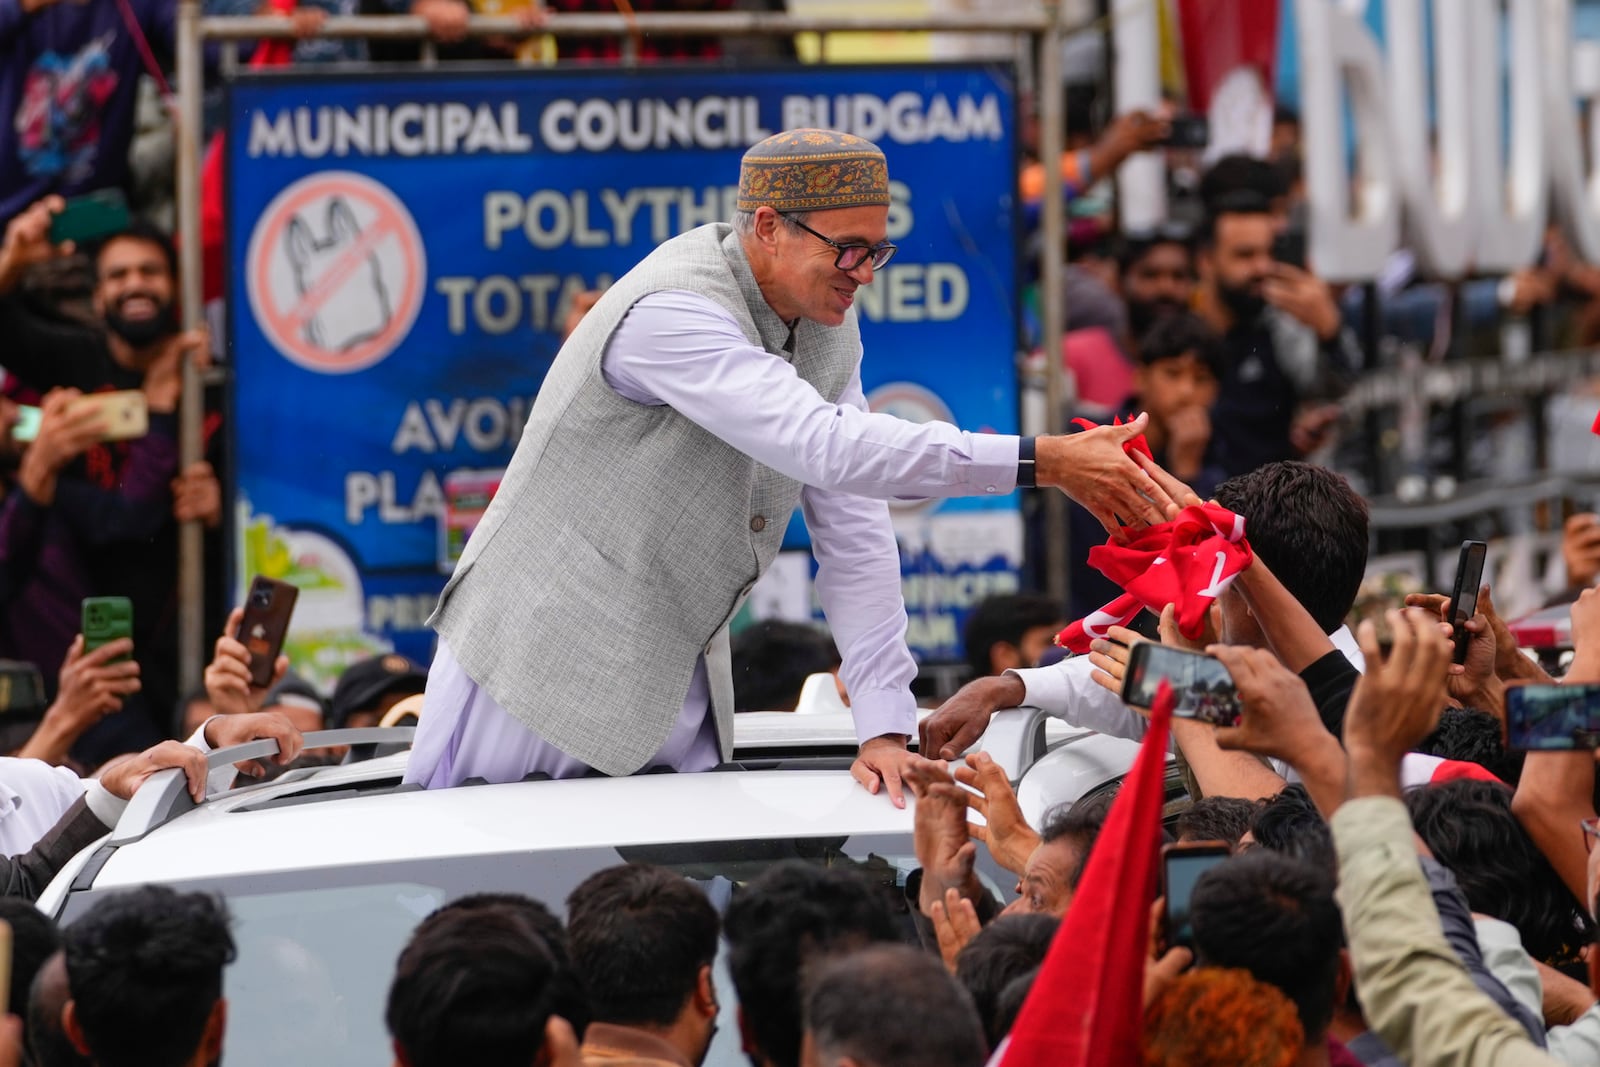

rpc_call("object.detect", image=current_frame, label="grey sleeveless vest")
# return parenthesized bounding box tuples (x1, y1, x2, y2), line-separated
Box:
(430, 224, 861, 775)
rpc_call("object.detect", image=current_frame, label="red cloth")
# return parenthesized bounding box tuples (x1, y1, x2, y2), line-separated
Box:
(1176, 0, 1280, 114)
(998, 682, 1175, 1067)
(1057, 502, 1253, 654)
(199, 0, 295, 302)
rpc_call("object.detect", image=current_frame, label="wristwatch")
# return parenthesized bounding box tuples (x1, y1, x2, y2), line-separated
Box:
(1017, 436, 1037, 489)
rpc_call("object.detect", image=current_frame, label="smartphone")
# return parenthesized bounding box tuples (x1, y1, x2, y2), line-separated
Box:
(1164, 841, 1231, 949)
(1272, 230, 1308, 270)
(1447, 540, 1489, 665)
(11, 405, 40, 443)
(82, 596, 133, 662)
(48, 189, 131, 246)
(236, 576, 299, 689)
(1505, 684, 1600, 750)
(73, 390, 148, 442)
(1163, 114, 1210, 149)
(1122, 642, 1243, 727)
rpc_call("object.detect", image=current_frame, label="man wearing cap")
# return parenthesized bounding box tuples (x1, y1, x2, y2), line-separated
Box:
(412, 128, 1170, 803)
(330, 655, 427, 731)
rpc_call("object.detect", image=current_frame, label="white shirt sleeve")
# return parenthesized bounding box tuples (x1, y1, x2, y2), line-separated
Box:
(602, 290, 1019, 500)
(803, 372, 919, 745)
(1007, 657, 1154, 743)
(186, 718, 240, 795)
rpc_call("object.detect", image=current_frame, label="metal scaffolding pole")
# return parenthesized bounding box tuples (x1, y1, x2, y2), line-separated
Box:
(176, 0, 206, 696)
(1037, 0, 1069, 604)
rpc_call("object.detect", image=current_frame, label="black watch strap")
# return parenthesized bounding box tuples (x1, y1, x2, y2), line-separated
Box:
(1017, 436, 1037, 489)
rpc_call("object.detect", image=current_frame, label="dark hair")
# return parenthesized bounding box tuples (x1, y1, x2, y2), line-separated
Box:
(1417, 707, 1525, 786)
(1175, 796, 1262, 846)
(804, 945, 986, 1067)
(962, 593, 1064, 678)
(1200, 157, 1287, 214)
(1199, 189, 1276, 250)
(724, 862, 897, 1067)
(386, 907, 562, 1067)
(991, 966, 1038, 1045)
(62, 886, 235, 1067)
(565, 864, 719, 1028)
(92, 220, 178, 281)
(1212, 462, 1369, 633)
(1190, 850, 1343, 1040)
(1040, 791, 1116, 888)
(1136, 310, 1223, 374)
(1273, 105, 1301, 128)
(1249, 784, 1336, 875)
(1406, 779, 1596, 962)
(0, 898, 58, 1023)
(28, 953, 87, 1067)
(954, 914, 1058, 1049)
(731, 621, 841, 713)
(431, 893, 590, 1037)
(1116, 228, 1196, 278)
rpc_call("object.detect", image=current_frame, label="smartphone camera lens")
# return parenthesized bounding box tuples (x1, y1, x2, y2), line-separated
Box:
(250, 589, 272, 609)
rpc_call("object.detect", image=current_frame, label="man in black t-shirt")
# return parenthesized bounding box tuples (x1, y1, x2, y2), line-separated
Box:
(1194, 193, 1360, 477)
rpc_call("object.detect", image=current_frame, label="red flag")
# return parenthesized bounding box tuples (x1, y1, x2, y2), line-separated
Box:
(1057, 503, 1252, 654)
(1176, 0, 1280, 114)
(997, 682, 1175, 1067)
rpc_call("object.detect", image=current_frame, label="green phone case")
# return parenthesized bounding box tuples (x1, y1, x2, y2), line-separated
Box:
(49, 190, 132, 246)
(81, 597, 134, 661)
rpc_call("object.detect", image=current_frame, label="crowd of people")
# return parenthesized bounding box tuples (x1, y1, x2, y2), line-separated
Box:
(13, 1, 1600, 1064)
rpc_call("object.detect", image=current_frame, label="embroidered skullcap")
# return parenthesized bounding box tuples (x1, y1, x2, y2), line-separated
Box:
(737, 129, 891, 213)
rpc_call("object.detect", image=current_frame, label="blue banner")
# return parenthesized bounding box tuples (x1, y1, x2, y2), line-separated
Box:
(227, 65, 1019, 681)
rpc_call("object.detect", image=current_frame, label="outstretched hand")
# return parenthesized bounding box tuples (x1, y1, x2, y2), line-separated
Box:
(1036, 413, 1176, 535)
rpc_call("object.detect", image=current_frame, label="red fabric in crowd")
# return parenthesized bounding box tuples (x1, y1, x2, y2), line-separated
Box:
(199, 0, 294, 302)
(1057, 501, 1253, 654)
(1176, 0, 1279, 114)
(998, 682, 1175, 1067)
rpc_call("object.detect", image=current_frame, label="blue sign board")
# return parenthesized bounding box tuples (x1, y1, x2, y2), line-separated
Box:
(226, 65, 1019, 680)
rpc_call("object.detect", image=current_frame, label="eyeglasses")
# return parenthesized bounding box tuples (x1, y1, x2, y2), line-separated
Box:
(1583, 818, 1600, 852)
(781, 213, 898, 272)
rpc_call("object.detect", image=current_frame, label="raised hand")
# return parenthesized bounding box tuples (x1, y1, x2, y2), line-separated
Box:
(203, 606, 289, 718)
(953, 751, 1040, 876)
(1344, 609, 1452, 799)
(919, 673, 1025, 762)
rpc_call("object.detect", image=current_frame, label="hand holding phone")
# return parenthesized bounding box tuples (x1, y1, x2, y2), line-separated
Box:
(1447, 541, 1489, 665)
(1163, 841, 1231, 949)
(235, 576, 298, 689)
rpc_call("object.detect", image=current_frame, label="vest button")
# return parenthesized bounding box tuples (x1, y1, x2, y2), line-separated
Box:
(750, 515, 767, 532)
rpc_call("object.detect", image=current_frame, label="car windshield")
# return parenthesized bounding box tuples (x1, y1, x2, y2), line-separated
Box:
(58, 831, 1012, 1067)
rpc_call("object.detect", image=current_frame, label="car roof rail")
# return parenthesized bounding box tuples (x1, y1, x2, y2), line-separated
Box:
(111, 727, 416, 846)
(969, 706, 1050, 783)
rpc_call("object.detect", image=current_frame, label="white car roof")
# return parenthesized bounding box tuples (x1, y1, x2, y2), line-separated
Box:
(40, 704, 1152, 908)
(82, 762, 914, 891)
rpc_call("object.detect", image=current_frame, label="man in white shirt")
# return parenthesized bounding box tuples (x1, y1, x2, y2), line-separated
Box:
(921, 461, 1371, 759)
(412, 129, 1175, 804)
